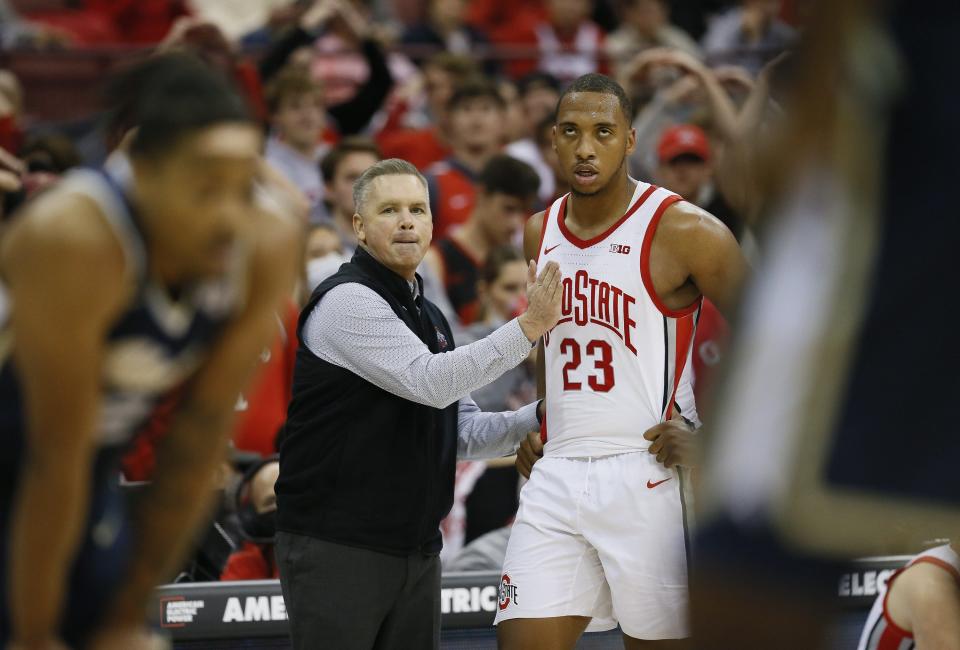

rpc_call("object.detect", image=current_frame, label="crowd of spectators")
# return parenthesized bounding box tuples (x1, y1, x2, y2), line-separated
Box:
(0, 0, 797, 580)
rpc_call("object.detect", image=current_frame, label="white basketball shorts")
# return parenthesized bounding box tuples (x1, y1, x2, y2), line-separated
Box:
(493, 450, 692, 639)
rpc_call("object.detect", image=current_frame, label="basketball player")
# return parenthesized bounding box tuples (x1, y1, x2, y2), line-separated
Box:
(494, 73, 747, 649)
(0, 55, 300, 648)
(857, 541, 960, 650)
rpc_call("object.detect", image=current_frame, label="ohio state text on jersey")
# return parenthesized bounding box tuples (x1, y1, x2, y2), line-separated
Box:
(537, 180, 702, 457)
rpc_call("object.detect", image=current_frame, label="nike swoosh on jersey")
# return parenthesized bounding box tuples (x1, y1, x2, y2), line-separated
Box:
(646, 477, 673, 489)
(543, 244, 561, 255)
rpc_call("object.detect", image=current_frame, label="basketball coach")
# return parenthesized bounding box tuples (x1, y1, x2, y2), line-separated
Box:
(275, 158, 562, 650)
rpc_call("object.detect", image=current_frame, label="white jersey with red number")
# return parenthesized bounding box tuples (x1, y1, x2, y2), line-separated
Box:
(537, 180, 702, 458)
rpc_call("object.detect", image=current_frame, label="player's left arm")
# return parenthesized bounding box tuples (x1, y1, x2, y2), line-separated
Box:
(661, 200, 749, 317)
(888, 562, 960, 650)
(645, 201, 749, 469)
(97, 207, 301, 632)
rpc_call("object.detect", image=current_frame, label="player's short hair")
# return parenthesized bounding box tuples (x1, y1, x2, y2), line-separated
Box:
(352, 159, 429, 215)
(265, 65, 324, 115)
(320, 137, 382, 183)
(107, 53, 252, 161)
(556, 73, 633, 123)
(479, 154, 540, 201)
(448, 78, 506, 112)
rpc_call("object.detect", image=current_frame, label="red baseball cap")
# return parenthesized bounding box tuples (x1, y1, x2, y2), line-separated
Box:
(657, 124, 711, 163)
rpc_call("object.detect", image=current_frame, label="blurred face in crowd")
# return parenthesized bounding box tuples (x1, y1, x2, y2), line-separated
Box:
(499, 81, 527, 143)
(554, 92, 635, 196)
(483, 260, 528, 322)
(522, 85, 560, 135)
(430, 0, 467, 29)
(450, 97, 505, 151)
(548, 0, 592, 32)
(273, 89, 326, 153)
(135, 123, 262, 279)
(355, 174, 432, 280)
(424, 65, 457, 121)
(744, 0, 781, 23)
(625, 0, 667, 36)
(306, 225, 343, 260)
(251, 462, 280, 514)
(477, 191, 531, 246)
(657, 153, 712, 203)
(326, 150, 380, 217)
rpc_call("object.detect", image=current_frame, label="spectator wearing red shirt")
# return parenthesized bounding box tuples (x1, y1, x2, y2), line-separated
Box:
(221, 457, 281, 581)
(378, 53, 479, 171)
(495, 0, 608, 83)
(424, 79, 505, 238)
(232, 301, 300, 457)
(422, 154, 539, 325)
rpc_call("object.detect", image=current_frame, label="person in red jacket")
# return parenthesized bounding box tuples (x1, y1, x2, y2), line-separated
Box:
(221, 457, 281, 581)
(424, 78, 506, 238)
(494, 0, 607, 83)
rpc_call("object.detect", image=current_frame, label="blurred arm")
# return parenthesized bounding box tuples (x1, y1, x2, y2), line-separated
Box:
(102, 209, 300, 627)
(2, 194, 127, 646)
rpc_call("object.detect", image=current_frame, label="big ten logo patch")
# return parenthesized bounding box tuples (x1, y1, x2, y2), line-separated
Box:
(498, 574, 519, 610)
(609, 243, 631, 255)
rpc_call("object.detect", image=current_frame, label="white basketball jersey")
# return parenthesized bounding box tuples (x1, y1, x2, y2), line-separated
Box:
(537, 180, 701, 458)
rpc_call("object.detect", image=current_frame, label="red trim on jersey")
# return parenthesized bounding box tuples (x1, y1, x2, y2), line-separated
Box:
(879, 567, 912, 645)
(540, 410, 548, 444)
(664, 309, 699, 419)
(640, 195, 701, 318)
(534, 204, 552, 262)
(912, 555, 960, 583)
(556, 316, 573, 326)
(557, 184, 656, 250)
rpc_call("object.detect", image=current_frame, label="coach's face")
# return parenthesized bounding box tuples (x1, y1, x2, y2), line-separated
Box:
(554, 92, 636, 196)
(355, 174, 433, 281)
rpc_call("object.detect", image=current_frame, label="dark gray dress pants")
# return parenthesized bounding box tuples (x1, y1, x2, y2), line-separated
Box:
(276, 531, 441, 650)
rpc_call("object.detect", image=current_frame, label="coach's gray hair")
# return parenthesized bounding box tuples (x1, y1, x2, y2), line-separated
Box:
(352, 158, 429, 215)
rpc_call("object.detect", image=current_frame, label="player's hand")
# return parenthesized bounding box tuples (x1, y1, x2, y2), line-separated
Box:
(518, 260, 563, 342)
(644, 419, 699, 469)
(88, 626, 170, 650)
(516, 430, 544, 479)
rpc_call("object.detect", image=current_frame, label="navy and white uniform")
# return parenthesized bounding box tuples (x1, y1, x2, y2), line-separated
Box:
(0, 159, 245, 645)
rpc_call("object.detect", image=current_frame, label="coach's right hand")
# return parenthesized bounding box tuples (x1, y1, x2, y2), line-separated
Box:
(516, 430, 545, 479)
(518, 260, 563, 343)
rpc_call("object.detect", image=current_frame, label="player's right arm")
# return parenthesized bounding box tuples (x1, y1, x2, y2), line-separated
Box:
(0, 193, 129, 648)
(517, 211, 547, 478)
(886, 562, 960, 650)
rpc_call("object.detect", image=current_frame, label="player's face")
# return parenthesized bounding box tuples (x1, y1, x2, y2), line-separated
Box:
(142, 123, 262, 279)
(479, 192, 529, 245)
(355, 174, 432, 280)
(451, 97, 505, 150)
(327, 151, 379, 216)
(554, 92, 635, 196)
(485, 260, 528, 321)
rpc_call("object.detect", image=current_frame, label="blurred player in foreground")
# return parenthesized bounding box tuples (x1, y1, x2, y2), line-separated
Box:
(0, 54, 300, 649)
(690, 1, 960, 648)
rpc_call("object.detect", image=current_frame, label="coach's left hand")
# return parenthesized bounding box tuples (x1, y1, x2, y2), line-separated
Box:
(644, 419, 699, 469)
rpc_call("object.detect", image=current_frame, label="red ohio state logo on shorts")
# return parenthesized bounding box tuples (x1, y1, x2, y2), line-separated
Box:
(498, 574, 519, 610)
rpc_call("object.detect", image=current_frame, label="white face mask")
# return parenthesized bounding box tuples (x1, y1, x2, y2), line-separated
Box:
(306, 253, 349, 291)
